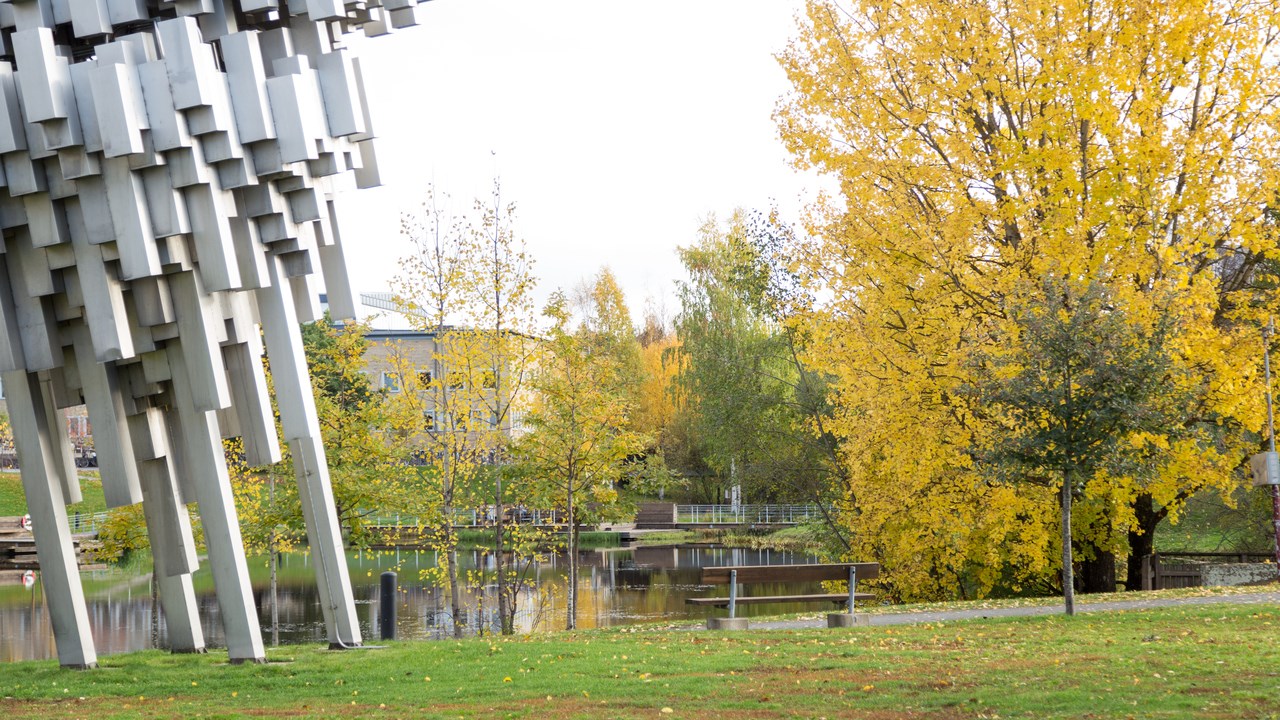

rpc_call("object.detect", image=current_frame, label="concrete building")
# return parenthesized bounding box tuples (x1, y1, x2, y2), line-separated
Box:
(362, 327, 530, 441)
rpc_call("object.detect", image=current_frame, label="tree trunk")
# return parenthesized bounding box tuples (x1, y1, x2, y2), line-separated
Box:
(1079, 546, 1116, 593)
(491, 193, 514, 636)
(439, 464, 465, 639)
(445, 526, 463, 639)
(1124, 493, 1167, 592)
(1061, 469, 1075, 616)
(495, 471, 510, 635)
(566, 479, 577, 631)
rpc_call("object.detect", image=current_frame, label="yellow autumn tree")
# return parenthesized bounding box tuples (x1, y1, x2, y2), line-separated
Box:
(777, 0, 1280, 599)
(391, 181, 541, 636)
(515, 286, 647, 631)
(632, 306, 685, 499)
(635, 304, 678, 437)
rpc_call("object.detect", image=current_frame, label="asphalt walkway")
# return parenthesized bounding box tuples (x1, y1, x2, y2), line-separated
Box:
(746, 591, 1280, 630)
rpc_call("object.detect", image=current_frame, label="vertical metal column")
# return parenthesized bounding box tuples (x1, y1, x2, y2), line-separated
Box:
(1264, 319, 1280, 581)
(847, 565, 858, 614)
(728, 569, 738, 619)
(380, 571, 398, 640)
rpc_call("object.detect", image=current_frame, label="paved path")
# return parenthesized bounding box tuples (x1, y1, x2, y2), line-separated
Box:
(746, 591, 1280, 630)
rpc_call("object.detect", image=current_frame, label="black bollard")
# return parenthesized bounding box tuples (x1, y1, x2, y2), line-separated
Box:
(379, 571, 397, 641)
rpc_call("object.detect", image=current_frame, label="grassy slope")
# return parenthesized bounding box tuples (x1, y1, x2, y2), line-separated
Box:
(2, 602, 1278, 719)
(1154, 488, 1276, 554)
(0, 472, 107, 517)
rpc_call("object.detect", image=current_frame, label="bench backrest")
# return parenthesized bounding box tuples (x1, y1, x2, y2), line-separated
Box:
(700, 562, 880, 585)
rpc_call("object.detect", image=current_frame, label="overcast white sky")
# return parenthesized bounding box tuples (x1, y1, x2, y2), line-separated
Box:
(337, 0, 819, 326)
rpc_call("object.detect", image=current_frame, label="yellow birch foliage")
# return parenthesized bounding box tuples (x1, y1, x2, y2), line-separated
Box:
(516, 289, 647, 629)
(391, 180, 541, 634)
(778, 0, 1280, 598)
(636, 333, 679, 445)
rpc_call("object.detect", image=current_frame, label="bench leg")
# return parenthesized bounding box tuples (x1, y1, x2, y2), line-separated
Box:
(728, 569, 737, 619)
(829, 566, 865, 628)
(708, 570, 748, 629)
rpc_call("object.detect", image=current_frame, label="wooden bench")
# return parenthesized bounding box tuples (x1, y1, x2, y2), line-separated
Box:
(687, 562, 879, 629)
(0, 515, 32, 535)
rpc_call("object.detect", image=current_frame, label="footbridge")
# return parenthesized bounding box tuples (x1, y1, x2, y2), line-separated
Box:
(365, 503, 828, 540)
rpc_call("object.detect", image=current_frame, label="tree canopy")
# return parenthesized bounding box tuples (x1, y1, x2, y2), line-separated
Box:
(775, 0, 1280, 598)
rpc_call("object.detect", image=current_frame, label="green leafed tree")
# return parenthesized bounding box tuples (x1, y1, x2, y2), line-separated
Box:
(302, 316, 418, 543)
(671, 212, 846, 546)
(964, 281, 1186, 613)
(230, 315, 413, 554)
(516, 283, 646, 630)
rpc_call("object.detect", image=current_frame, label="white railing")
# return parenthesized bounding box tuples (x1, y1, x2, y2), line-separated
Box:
(675, 504, 825, 525)
(68, 511, 110, 534)
(366, 508, 567, 528)
(366, 504, 826, 528)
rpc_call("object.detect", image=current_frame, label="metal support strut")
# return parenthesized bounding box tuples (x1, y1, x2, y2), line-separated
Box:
(847, 565, 858, 614)
(728, 569, 738, 619)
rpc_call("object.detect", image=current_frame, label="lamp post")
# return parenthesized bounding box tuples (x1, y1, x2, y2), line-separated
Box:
(1260, 319, 1280, 580)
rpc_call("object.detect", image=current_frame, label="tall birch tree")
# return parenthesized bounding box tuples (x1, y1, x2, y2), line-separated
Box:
(516, 283, 644, 630)
(392, 181, 538, 636)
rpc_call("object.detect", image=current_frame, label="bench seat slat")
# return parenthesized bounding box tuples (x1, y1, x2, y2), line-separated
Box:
(700, 562, 879, 585)
(686, 592, 875, 606)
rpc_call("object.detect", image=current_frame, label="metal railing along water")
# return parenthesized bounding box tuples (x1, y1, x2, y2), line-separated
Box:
(365, 508, 567, 529)
(364, 505, 827, 528)
(674, 504, 825, 525)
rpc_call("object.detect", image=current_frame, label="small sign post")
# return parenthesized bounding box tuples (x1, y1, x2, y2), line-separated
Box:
(1250, 452, 1279, 487)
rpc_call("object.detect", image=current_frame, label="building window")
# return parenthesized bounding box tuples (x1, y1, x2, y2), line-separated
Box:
(418, 370, 432, 387)
(381, 371, 401, 393)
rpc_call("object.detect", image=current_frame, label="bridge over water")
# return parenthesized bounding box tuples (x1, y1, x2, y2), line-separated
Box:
(47, 504, 830, 547)
(366, 503, 827, 537)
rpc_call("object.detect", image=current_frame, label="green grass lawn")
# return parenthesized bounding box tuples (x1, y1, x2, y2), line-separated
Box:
(0, 472, 107, 518)
(2, 602, 1278, 719)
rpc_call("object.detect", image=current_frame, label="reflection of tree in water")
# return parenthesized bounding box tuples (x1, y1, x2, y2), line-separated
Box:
(1, 546, 823, 660)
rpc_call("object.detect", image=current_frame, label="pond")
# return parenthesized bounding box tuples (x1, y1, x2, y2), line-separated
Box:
(0, 545, 829, 662)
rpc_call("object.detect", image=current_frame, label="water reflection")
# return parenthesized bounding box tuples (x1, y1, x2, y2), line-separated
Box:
(1, 545, 823, 662)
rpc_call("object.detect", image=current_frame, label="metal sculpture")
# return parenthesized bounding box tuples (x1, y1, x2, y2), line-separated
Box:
(0, 0, 422, 668)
